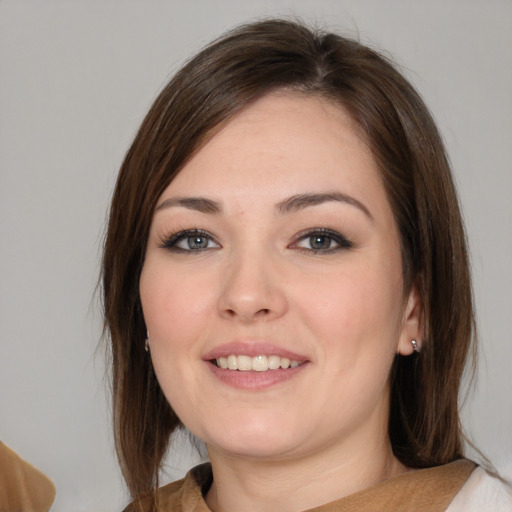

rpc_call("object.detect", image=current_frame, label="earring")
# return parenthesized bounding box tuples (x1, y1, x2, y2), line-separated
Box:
(411, 339, 419, 353)
(144, 332, 150, 353)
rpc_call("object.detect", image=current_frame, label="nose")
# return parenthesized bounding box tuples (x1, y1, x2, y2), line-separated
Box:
(217, 248, 288, 323)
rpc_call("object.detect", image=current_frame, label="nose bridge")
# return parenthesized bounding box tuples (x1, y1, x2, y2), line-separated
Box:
(218, 240, 287, 322)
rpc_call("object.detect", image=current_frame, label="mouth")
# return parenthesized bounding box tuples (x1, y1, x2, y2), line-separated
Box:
(212, 354, 305, 372)
(203, 343, 309, 389)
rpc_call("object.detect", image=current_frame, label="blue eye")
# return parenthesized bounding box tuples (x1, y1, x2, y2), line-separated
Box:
(293, 229, 352, 253)
(162, 230, 219, 252)
(181, 235, 210, 250)
(308, 234, 335, 250)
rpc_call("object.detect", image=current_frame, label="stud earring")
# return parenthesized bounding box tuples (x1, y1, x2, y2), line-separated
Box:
(411, 339, 419, 353)
(144, 332, 150, 353)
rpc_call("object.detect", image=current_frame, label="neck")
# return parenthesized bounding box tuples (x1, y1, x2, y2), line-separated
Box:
(205, 433, 407, 512)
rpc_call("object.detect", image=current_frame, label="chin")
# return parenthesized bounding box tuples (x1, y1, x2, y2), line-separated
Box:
(210, 439, 299, 461)
(201, 418, 305, 460)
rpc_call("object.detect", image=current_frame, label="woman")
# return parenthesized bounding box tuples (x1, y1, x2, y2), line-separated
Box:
(102, 19, 511, 511)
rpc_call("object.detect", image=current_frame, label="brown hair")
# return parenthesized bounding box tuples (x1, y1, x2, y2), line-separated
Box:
(102, 18, 475, 504)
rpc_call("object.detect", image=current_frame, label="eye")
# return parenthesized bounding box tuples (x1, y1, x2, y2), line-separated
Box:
(292, 228, 353, 253)
(161, 229, 220, 252)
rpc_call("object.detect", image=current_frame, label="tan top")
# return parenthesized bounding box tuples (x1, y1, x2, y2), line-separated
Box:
(0, 442, 56, 512)
(126, 459, 476, 512)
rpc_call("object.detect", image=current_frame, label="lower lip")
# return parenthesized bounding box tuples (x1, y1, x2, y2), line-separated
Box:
(206, 361, 309, 390)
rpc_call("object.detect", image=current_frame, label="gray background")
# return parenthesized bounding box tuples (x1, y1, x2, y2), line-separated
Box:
(1, 1, 511, 510)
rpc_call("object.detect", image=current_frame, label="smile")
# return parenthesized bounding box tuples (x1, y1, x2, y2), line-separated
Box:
(215, 354, 304, 372)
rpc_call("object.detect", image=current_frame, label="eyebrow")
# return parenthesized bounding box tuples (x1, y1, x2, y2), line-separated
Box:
(155, 197, 223, 214)
(155, 191, 372, 220)
(276, 192, 373, 220)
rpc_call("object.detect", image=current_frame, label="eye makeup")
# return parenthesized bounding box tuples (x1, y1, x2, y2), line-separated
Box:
(159, 228, 220, 253)
(290, 227, 354, 254)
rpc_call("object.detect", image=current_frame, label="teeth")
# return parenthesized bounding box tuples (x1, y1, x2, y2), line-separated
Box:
(268, 355, 281, 370)
(215, 355, 303, 371)
(252, 355, 268, 372)
(227, 355, 238, 370)
(238, 355, 252, 371)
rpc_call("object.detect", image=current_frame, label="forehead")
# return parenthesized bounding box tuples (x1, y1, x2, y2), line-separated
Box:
(163, 92, 386, 215)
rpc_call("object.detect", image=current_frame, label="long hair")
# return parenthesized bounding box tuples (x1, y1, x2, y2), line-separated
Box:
(102, 18, 475, 503)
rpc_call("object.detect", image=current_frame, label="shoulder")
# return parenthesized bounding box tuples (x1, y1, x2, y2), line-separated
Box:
(123, 463, 212, 512)
(447, 465, 512, 512)
(122, 478, 186, 512)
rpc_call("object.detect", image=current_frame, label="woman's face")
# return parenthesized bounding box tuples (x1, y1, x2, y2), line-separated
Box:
(140, 93, 421, 462)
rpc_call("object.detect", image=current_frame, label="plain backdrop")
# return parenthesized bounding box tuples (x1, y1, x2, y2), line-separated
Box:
(0, 1, 511, 510)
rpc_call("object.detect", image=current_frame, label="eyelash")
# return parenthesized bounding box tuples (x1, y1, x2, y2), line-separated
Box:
(159, 229, 220, 253)
(159, 228, 353, 254)
(290, 228, 353, 254)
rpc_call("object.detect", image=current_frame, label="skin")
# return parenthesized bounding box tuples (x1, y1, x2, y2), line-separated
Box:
(139, 92, 422, 512)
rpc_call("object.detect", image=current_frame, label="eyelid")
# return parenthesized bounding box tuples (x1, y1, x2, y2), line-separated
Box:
(159, 228, 221, 252)
(289, 228, 353, 252)
(158, 227, 353, 253)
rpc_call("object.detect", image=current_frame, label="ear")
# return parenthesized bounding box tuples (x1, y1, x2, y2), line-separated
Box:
(397, 285, 424, 356)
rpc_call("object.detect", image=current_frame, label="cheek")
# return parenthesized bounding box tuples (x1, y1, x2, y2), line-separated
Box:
(295, 263, 403, 358)
(297, 265, 403, 419)
(139, 262, 219, 420)
(139, 262, 217, 354)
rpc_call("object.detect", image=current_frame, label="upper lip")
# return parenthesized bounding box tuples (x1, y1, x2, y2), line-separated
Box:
(202, 341, 308, 362)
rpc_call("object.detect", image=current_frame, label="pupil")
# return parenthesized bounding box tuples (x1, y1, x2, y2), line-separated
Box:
(310, 235, 331, 249)
(188, 236, 207, 249)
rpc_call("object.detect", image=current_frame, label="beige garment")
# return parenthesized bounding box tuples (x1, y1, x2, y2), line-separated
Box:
(125, 459, 476, 512)
(0, 442, 55, 512)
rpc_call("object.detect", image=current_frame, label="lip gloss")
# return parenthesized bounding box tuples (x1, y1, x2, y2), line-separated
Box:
(203, 341, 307, 362)
(205, 360, 309, 390)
